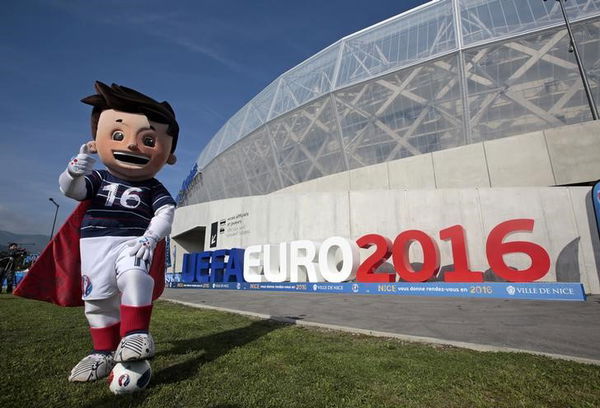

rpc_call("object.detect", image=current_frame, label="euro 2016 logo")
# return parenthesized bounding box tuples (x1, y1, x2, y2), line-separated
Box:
(118, 374, 131, 387)
(81, 275, 93, 297)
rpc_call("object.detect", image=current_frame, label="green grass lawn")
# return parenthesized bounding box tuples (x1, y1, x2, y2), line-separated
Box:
(1, 294, 599, 408)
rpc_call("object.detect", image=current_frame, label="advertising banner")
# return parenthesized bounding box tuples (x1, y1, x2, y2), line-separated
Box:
(170, 281, 586, 301)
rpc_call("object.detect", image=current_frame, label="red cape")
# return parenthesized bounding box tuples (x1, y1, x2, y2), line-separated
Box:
(14, 201, 165, 307)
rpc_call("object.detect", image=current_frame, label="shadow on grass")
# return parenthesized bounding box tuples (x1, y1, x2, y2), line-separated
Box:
(81, 319, 288, 408)
(154, 319, 287, 385)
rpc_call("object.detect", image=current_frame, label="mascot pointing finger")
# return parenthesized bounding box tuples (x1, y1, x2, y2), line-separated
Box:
(15, 81, 179, 385)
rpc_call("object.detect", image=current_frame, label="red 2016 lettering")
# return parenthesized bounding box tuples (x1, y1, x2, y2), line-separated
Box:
(356, 234, 395, 282)
(355, 218, 550, 283)
(439, 225, 483, 282)
(486, 219, 550, 282)
(392, 230, 440, 282)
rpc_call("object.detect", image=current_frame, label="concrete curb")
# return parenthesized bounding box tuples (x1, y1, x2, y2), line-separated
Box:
(162, 297, 600, 367)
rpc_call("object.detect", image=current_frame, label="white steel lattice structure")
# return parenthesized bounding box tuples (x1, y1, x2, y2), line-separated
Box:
(179, 0, 600, 206)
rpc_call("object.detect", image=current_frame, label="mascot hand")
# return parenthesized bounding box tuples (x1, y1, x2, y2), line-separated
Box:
(68, 144, 96, 177)
(127, 234, 158, 262)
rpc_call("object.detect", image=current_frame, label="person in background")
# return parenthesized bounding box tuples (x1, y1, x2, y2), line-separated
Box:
(0, 243, 27, 294)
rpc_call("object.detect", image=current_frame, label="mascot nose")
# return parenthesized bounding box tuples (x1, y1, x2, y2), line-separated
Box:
(128, 143, 139, 151)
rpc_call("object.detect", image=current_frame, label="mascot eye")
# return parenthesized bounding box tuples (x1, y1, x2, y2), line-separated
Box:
(143, 136, 155, 147)
(112, 131, 125, 141)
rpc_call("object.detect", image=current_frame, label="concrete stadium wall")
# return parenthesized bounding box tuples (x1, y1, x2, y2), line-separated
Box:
(171, 186, 600, 294)
(274, 120, 600, 194)
(172, 121, 599, 292)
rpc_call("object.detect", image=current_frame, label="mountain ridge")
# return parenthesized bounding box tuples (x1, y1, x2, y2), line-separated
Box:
(0, 230, 49, 254)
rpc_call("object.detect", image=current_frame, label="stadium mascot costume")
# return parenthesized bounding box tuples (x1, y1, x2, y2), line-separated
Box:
(15, 81, 179, 385)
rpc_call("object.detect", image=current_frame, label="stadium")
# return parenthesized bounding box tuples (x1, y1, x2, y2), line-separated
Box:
(171, 0, 600, 296)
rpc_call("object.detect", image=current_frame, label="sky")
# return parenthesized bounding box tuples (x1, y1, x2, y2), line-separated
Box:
(0, 0, 428, 239)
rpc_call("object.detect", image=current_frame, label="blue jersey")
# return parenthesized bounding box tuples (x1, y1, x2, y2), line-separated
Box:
(80, 170, 175, 238)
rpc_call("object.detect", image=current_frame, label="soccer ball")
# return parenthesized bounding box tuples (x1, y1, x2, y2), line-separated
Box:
(107, 360, 152, 394)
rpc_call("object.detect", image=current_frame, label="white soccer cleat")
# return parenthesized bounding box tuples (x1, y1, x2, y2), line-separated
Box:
(68, 352, 115, 382)
(114, 333, 155, 362)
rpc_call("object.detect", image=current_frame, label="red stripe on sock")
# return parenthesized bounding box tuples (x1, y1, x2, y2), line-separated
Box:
(120, 304, 153, 337)
(89, 322, 121, 351)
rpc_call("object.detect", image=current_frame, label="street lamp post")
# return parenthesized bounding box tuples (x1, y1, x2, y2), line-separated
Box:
(545, 0, 599, 120)
(48, 198, 59, 239)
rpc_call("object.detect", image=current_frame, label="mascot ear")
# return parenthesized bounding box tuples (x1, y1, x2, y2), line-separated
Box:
(167, 153, 177, 165)
(87, 141, 98, 154)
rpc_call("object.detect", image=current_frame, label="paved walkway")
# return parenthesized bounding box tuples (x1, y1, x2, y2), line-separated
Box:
(162, 288, 600, 365)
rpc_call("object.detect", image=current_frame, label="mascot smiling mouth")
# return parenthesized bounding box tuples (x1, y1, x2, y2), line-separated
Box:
(113, 151, 150, 165)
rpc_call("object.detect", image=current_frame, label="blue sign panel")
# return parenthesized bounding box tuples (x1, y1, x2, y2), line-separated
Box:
(165, 273, 182, 284)
(165, 236, 172, 268)
(170, 281, 586, 301)
(593, 180, 600, 240)
(176, 163, 198, 204)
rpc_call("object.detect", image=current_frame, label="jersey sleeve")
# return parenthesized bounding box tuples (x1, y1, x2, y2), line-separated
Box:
(151, 182, 176, 212)
(83, 170, 103, 200)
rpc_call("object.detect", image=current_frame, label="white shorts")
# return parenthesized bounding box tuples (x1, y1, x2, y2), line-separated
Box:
(80, 236, 150, 300)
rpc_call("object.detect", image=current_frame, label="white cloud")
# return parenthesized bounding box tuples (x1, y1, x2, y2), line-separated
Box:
(155, 32, 244, 73)
(47, 3, 246, 73)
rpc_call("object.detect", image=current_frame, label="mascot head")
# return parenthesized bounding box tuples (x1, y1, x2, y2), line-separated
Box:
(81, 81, 179, 181)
